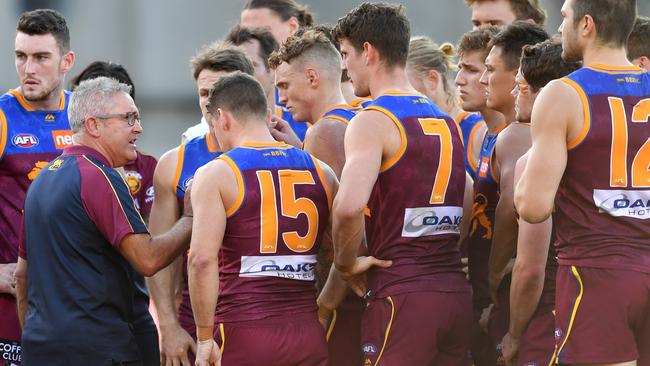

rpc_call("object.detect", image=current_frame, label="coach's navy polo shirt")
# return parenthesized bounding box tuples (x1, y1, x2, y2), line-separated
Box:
(22, 145, 149, 366)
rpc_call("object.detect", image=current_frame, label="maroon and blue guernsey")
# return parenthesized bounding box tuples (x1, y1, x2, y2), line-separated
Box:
(363, 91, 469, 299)
(0, 89, 72, 354)
(555, 64, 650, 272)
(216, 142, 331, 323)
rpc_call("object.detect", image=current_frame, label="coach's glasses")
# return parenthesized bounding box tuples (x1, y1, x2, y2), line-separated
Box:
(96, 111, 141, 127)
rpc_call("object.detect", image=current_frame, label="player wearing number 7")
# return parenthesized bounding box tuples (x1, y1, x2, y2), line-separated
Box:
(189, 72, 349, 366)
(332, 3, 473, 365)
(516, 0, 650, 365)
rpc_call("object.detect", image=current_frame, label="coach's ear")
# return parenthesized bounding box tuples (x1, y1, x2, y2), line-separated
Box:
(84, 116, 102, 138)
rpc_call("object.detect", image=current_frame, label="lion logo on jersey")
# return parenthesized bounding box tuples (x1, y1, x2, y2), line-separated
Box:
(470, 193, 493, 239)
(28, 161, 50, 180)
(125, 171, 143, 194)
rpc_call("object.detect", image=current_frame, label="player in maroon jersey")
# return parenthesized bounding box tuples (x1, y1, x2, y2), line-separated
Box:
(456, 25, 506, 366)
(270, 28, 364, 365)
(517, 0, 649, 365)
(332, 3, 472, 365)
(500, 38, 580, 366)
(479, 22, 548, 347)
(189, 72, 341, 366)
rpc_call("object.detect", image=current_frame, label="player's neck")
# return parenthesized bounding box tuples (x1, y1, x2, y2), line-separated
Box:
(369, 66, 417, 98)
(207, 128, 221, 151)
(16, 86, 64, 111)
(312, 89, 347, 122)
(480, 108, 506, 134)
(236, 125, 278, 146)
(582, 45, 633, 68)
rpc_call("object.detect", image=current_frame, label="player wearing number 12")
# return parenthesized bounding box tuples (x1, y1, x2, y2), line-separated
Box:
(189, 72, 339, 366)
(516, 0, 650, 365)
(333, 3, 472, 365)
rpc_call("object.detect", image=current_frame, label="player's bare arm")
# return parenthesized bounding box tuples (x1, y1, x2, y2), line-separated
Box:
(515, 80, 582, 223)
(146, 147, 197, 365)
(501, 153, 552, 365)
(488, 123, 532, 303)
(303, 118, 347, 177)
(333, 110, 393, 292)
(14, 258, 27, 327)
(458, 172, 474, 247)
(188, 159, 234, 366)
(118, 183, 193, 277)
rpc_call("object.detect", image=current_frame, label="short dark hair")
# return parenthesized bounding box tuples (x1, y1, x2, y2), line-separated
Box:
(571, 0, 636, 47)
(207, 72, 268, 121)
(17, 9, 70, 52)
(269, 29, 340, 69)
(489, 21, 549, 70)
(334, 2, 410, 68)
(521, 38, 581, 92)
(70, 61, 136, 99)
(457, 25, 501, 59)
(627, 16, 650, 61)
(243, 0, 314, 27)
(226, 25, 279, 71)
(190, 45, 255, 81)
(464, 0, 546, 24)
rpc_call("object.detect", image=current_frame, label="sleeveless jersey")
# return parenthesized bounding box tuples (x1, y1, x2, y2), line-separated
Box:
(172, 133, 222, 335)
(217, 142, 331, 322)
(349, 97, 373, 109)
(0, 89, 72, 264)
(275, 88, 308, 141)
(363, 91, 468, 298)
(455, 111, 486, 179)
(555, 64, 650, 273)
(319, 103, 360, 125)
(467, 126, 502, 309)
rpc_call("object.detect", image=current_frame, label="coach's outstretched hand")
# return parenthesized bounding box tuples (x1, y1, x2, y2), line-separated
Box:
(338, 256, 392, 298)
(195, 339, 220, 366)
(159, 324, 196, 366)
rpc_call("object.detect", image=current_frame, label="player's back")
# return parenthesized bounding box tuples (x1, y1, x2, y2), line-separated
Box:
(556, 65, 650, 272)
(217, 142, 331, 323)
(363, 91, 469, 298)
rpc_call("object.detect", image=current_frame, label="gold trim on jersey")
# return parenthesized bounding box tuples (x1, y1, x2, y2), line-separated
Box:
(561, 78, 592, 150)
(9, 89, 66, 111)
(326, 309, 337, 342)
(587, 63, 646, 74)
(219, 155, 245, 217)
(0, 109, 7, 159)
(172, 143, 186, 194)
(205, 133, 219, 153)
(364, 106, 408, 173)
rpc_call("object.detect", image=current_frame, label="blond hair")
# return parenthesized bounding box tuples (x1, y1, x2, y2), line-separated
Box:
(407, 36, 458, 112)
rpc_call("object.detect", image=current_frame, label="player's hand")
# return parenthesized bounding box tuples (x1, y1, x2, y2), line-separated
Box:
(478, 304, 494, 334)
(316, 301, 333, 330)
(339, 256, 392, 297)
(501, 332, 520, 366)
(269, 115, 302, 148)
(194, 339, 220, 366)
(0, 263, 17, 296)
(159, 323, 197, 366)
(461, 257, 469, 280)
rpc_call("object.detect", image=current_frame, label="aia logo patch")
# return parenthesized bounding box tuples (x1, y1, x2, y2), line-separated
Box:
(12, 133, 39, 148)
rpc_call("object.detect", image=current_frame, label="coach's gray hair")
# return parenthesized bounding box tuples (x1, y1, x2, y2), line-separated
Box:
(68, 76, 132, 133)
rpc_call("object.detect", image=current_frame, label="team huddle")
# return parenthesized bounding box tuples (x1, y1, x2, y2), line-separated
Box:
(0, 0, 648, 365)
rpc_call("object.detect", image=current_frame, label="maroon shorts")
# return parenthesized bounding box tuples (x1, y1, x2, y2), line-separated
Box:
(215, 313, 327, 366)
(517, 309, 555, 366)
(326, 294, 364, 366)
(554, 265, 650, 365)
(361, 291, 472, 366)
(0, 295, 21, 365)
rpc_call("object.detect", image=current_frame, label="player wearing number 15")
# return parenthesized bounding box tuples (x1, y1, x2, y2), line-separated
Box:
(333, 3, 472, 365)
(189, 72, 338, 366)
(516, 0, 650, 365)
